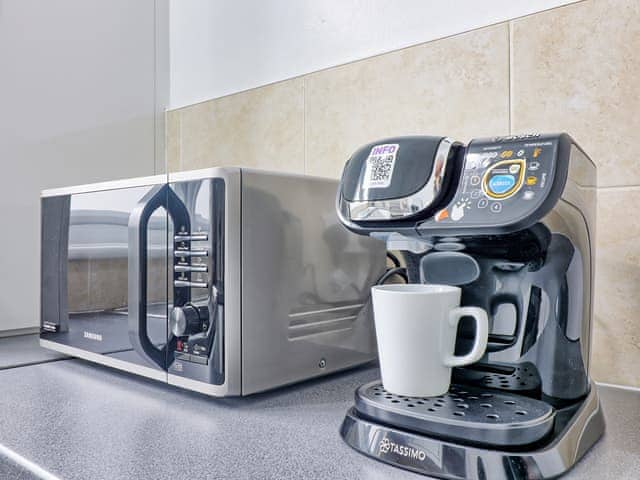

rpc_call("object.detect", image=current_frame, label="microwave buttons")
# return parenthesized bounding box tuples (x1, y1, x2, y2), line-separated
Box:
(189, 354, 208, 365)
(174, 233, 208, 242)
(174, 249, 208, 258)
(174, 264, 208, 273)
(174, 280, 209, 289)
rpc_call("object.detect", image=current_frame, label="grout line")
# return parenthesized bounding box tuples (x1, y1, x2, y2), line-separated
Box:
(0, 443, 63, 480)
(596, 381, 640, 393)
(597, 185, 640, 191)
(508, 21, 513, 135)
(177, 111, 182, 172)
(302, 78, 307, 174)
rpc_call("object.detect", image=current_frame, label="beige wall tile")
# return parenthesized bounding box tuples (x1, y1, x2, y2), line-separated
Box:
(170, 80, 305, 173)
(592, 188, 640, 386)
(511, 0, 640, 187)
(304, 24, 510, 179)
(166, 110, 181, 172)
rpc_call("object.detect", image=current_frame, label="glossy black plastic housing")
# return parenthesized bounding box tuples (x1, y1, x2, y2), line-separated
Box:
(337, 136, 464, 231)
(341, 136, 445, 202)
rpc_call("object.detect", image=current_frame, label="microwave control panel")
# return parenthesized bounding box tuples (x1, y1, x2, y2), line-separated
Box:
(173, 229, 212, 364)
(168, 178, 225, 384)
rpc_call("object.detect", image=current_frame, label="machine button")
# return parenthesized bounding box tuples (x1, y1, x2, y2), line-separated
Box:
(174, 234, 208, 242)
(470, 175, 481, 186)
(488, 175, 516, 195)
(174, 249, 208, 258)
(477, 198, 489, 208)
(174, 280, 209, 289)
(490, 202, 502, 213)
(174, 264, 208, 273)
(189, 355, 208, 365)
(470, 190, 481, 199)
(482, 159, 525, 200)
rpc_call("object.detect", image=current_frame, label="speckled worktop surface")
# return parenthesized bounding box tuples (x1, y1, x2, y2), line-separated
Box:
(0, 359, 638, 479)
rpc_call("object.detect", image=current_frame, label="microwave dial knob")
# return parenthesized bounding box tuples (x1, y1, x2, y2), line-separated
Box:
(170, 305, 201, 337)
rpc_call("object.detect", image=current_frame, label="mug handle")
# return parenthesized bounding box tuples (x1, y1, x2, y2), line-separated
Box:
(442, 306, 489, 368)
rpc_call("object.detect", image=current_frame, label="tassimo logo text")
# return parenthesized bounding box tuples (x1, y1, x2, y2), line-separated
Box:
(378, 437, 426, 461)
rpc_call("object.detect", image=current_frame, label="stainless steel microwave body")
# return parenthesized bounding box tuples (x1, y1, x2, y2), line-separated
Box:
(41, 167, 385, 396)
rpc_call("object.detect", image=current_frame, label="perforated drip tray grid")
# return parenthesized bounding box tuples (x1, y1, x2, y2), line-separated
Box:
(354, 381, 556, 447)
(452, 362, 541, 394)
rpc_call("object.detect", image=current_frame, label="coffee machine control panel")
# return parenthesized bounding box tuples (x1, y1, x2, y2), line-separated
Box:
(418, 135, 563, 232)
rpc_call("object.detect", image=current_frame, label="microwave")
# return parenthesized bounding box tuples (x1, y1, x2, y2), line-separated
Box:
(40, 167, 385, 396)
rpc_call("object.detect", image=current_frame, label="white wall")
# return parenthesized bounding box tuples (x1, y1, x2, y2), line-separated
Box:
(0, 0, 167, 332)
(169, 0, 578, 109)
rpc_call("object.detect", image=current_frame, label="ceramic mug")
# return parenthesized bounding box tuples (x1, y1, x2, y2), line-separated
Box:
(371, 283, 489, 397)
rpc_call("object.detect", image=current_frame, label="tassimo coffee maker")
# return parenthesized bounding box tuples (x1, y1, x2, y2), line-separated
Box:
(336, 134, 604, 479)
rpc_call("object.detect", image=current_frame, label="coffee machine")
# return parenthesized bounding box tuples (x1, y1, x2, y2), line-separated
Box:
(336, 134, 604, 479)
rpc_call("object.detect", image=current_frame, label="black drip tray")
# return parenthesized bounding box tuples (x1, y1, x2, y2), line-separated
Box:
(354, 381, 555, 447)
(452, 362, 541, 396)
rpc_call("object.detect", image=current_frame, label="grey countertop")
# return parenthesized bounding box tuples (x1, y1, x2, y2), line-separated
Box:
(0, 359, 639, 480)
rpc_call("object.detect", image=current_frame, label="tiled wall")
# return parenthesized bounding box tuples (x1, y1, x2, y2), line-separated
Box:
(166, 0, 640, 387)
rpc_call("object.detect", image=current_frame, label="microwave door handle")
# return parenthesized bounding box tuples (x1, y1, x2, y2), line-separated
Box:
(128, 184, 168, 369)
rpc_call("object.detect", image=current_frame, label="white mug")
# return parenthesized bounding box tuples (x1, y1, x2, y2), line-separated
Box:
(371, 283, 489, 397)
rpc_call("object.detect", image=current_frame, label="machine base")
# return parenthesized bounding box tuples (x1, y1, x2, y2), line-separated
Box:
(340, 381, 604, 480)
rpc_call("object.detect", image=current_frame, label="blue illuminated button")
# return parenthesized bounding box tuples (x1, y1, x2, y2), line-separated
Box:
(488, 175, 516, 195)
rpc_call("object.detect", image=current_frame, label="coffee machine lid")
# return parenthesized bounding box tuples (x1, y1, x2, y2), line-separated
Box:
(338, 136, 459, 222)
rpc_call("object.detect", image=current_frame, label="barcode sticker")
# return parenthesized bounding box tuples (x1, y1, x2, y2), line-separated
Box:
(363, 143, 399, 189)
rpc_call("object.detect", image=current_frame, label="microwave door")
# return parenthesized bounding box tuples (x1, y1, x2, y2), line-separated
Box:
(128, 184, 190, 370)
(41, 184, 170, 379)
